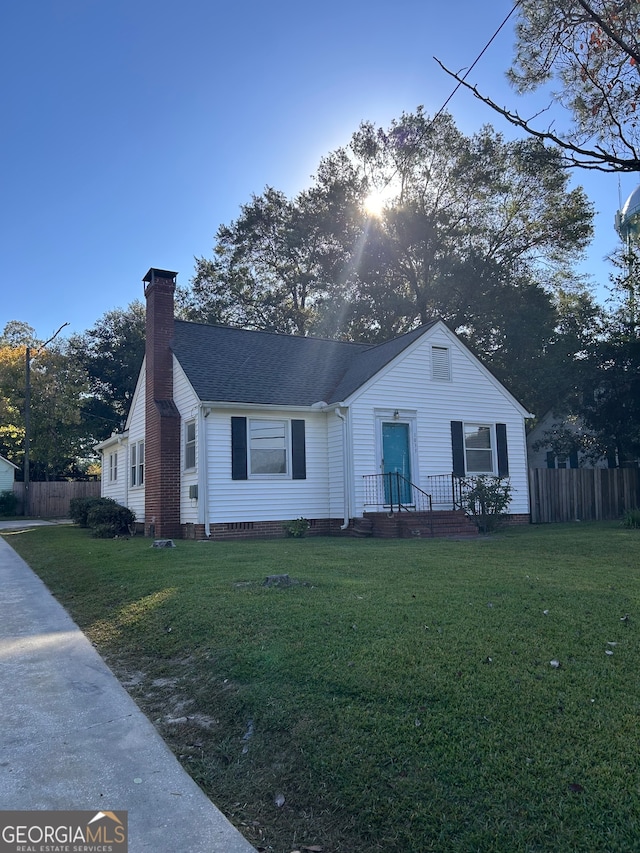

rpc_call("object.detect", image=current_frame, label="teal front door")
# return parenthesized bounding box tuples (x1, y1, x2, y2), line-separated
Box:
(382, 422, 412, 505)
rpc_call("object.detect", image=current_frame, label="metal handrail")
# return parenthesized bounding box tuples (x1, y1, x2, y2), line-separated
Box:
(426, 473, 478, 510)
(363, 472, 433, 515)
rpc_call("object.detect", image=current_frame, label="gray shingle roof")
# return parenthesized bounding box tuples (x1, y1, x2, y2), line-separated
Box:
(171, 320, 437, 406)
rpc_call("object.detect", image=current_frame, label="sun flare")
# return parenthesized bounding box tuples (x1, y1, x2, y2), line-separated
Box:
(363, 189, 387, 218)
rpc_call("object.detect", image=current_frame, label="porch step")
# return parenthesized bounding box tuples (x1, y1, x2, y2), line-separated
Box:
(351, 517, 374, 538)
(361, 510, 477, 539)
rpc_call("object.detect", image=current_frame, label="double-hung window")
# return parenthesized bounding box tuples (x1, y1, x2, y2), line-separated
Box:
(451, 421, 509, 478)
(463, 424, 494, 473)
(249, 419, 287, 475)
(184, 421, 196, 470)
(231, 416, 306, 480)
(109, 451, 118, 482)
(130, 440, 145, 487)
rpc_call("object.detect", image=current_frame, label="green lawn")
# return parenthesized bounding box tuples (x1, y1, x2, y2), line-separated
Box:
(3, 522, 640, 853)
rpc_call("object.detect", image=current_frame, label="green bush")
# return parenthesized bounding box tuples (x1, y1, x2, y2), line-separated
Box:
(86, 499, 136, 538)
(622, 507, 640, 529)
(69, 496, 105, 527)
(459, 475, 513, 534)
(282, 517, 310, 537)
(69, 496, 135, 538)
(0, 490, 18, 516)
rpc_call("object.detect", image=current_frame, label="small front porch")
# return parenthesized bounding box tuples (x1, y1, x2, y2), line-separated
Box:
(355, 509, 477, 538)
(359, 473, 478, 539)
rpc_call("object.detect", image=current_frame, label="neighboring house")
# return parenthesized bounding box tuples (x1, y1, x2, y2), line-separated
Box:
(0, 454, 18, 493)
(527, 410, 610, 469)
(96, 268, 533, 539)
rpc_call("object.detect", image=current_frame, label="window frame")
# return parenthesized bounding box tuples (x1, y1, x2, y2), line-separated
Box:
(463, 423, 495, 475)
(109, 451, 118, 482)
(184, 420, 196, 470)
(248, 417, 289, 477)
(130, 440, 145, 487)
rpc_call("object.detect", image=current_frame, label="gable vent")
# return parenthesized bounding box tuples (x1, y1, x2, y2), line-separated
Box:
(432, 346, 451, 381)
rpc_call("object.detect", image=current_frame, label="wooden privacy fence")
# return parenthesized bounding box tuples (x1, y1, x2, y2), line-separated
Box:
(13, 481, 100, 518)
(529, 468, 640, 524)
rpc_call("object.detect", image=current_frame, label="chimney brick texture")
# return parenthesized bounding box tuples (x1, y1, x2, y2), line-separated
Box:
(143, 269, 181, 539)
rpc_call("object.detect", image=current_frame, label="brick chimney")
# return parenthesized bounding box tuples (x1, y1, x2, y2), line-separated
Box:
(143, 268, 181, 539)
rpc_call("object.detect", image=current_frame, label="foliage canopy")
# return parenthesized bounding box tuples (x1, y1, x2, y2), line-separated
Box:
(437, 0, 640, 171)
(180, 109, 596, 415)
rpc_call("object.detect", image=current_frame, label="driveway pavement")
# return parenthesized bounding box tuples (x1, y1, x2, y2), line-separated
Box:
(0, 518, 68, 530)
(0, 526, 256, 852)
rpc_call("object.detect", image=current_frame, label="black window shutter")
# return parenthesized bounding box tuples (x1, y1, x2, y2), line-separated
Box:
(291, 419, 306, 480)
(496, 423, 509, 477)
(451, 421, 465, 476)
(569, 450, 579, 469)
(546, 451, 556, 469)
(231, 417, 248, 480)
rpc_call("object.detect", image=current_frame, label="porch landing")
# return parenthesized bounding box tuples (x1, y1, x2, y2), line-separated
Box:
(356, 510, 478, 539)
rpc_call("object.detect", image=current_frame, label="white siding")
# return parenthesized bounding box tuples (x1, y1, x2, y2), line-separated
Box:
(100, 442, 128, 506)
(327, 412, 346, 520)
(173, 361, 200, 524)
(526, 410, 609, 469)
(346, 324, 531, 516)
(204, 408, 333, 523)
(117, 321, 530, 528)
(0, 458, 16, 493)
(126, 364, 146, 524)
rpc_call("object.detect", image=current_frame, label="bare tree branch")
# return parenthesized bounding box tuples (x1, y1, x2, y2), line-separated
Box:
(434, 57, 640, 172)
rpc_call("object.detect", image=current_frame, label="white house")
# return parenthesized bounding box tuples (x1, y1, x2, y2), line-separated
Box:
(96, 268, 533, 539)
(526, 410, 611, 469)
(0, 454, 18, 494)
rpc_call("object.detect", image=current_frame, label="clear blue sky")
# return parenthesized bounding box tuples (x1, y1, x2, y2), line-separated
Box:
(1, 0, 634, 339)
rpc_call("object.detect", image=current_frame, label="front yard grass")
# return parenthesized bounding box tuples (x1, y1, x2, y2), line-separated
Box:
(3, 522, 640, 852)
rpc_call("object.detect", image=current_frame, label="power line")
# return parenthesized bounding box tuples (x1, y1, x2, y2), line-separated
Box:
(433, 2, 522, 123)
(77, 407, 124, 425)
(371, 3, 522, 201)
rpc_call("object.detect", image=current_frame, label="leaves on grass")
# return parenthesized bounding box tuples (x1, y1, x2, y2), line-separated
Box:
(274, 792, 286, 808)
(550, 659, 561, 668)
(568, 783, 585, 793)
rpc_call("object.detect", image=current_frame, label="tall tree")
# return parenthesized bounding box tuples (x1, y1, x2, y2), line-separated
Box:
(67, 302, 146, 441)
(0, 342, 26, 464)
(0, 321, 38, 347)
(0, 330, 89, 480)
(184, 109, 594, 412)
(182, 109, 592, 356)
(180, 152, 365, 336)
(576, 249, 640, 464)
(436, 0, 640, 171)
(345, 113, 592, 341)
(580, 315, 640, 464)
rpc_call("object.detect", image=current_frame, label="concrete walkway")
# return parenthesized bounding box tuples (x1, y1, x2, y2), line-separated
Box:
(0, 529, 256, 853)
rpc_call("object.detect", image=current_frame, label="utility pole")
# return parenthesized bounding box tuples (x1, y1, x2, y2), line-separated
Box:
(23, 323, 69, 516)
